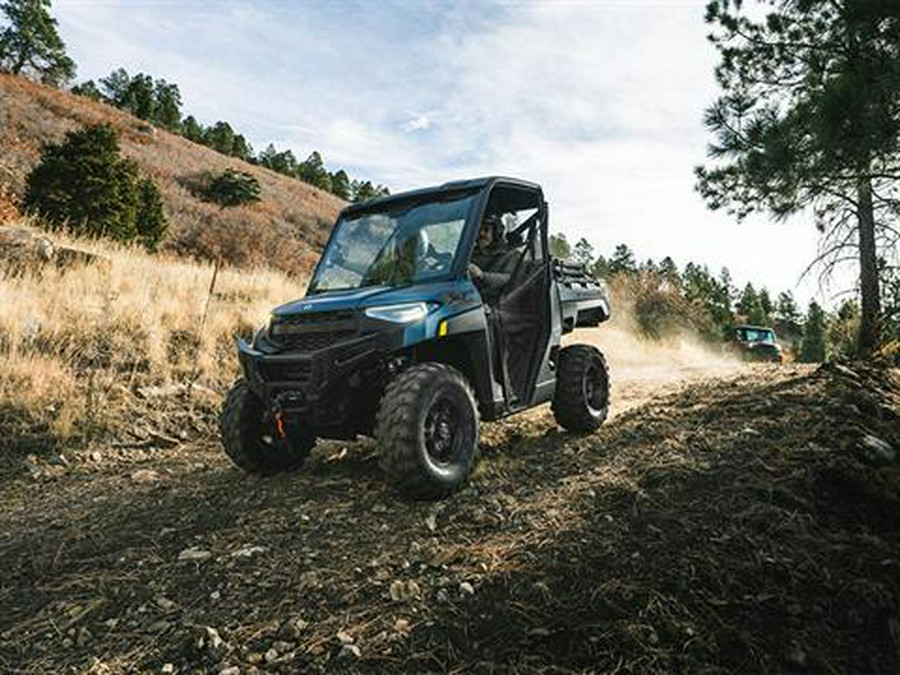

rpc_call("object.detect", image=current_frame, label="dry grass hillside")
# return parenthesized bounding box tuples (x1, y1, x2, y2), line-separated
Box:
(0, 220, 304, 468)
(0, 74, 345, 277)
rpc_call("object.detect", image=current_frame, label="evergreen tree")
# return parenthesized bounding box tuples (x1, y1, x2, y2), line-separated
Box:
(330, 169, 351, 200)
(608, 244, 637, 276)
(775, 291, 801, 334)
(737, 283, 767, 325)
(205, 121, 236, 155)
(231, 134, 252, 161)
(800, 301, 827, 363)
(573, 237, 594, 267)
(152, 79, 182, 131)
(71, 79, 101, 100)
(353, 180, 377, 202)
(696, 0, 900, 356)
(180, 115, 205, 143)
(136, 177, 167, 250)
(99, 67, 130, 103)
(204, 169, 261, 208)
(828, 300, 860, 358)
(591, 254, 610, 279)
(0, 0, 75, 85)
(758, 288, 773, 323)
(298, 150, 331, 190)
(640, 258, 657, 274)
(124, 73, 155, 120)
(659, 256, 681, 287)
(548, 233, 571, 259)
(24, 123, 167, 246)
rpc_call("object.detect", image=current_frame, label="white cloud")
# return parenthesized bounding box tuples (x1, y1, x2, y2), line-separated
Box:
(404, 115, 431, 132)
(53, 0, 830, 306)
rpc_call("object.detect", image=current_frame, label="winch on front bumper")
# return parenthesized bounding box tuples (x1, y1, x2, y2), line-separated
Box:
(238, 328, 397, 439)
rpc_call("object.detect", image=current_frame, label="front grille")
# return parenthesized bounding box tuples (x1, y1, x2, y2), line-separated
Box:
(280, 310, 356, 326)
(269, 310, 358, 353)
(262, 360, 312, 382)
(275, 330, 358, 352)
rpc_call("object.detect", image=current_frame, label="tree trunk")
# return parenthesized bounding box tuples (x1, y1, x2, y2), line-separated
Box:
(856, 178, 881, 357)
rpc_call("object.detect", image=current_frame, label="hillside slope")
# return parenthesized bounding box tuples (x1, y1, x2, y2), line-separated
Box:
(0, 74, 344, 276)
(0, 361, 897, 673)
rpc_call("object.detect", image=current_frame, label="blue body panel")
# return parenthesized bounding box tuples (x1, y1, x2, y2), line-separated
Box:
(272, 280, 483, 348)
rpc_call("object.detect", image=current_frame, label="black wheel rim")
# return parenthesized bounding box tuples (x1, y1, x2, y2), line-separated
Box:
(423, 395, 460, 465)
(583, 364, 607, 414)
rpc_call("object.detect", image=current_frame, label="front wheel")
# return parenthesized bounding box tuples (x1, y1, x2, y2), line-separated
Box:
(219, 379, 315, 475)
(552, 344, 609, 432)
(376, 363, 479, 500)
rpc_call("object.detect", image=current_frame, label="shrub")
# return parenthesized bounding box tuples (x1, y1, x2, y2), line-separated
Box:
(24, 123, 168, 248)
(204, 169, 261, 207)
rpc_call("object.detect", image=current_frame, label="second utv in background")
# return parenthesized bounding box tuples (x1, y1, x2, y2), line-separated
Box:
(732, 324, 783, 363)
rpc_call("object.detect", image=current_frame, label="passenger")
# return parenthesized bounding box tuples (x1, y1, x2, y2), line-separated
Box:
(468, 213, 519, 298)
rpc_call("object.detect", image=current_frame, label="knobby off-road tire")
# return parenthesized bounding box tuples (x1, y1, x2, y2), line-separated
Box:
(552, 344, 609, 433)
(219, 379, 315, 475)
(376, 363, 479, 500)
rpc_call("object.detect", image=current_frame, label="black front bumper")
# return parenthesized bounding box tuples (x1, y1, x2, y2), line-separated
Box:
(238, 332, 388, 438)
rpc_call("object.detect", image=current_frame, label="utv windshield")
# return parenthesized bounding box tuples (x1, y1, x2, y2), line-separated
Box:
(308, 192, 476, 293)
(736, 327, 776, 344)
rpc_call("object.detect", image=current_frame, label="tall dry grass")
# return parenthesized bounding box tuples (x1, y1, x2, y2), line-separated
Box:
(0, 221, 304, 454)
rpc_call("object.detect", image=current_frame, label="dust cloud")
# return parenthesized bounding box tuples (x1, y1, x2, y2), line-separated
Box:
(565, 316, 745, 417)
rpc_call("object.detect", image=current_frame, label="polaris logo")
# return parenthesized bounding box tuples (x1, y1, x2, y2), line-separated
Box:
(301, 304, 314, 311)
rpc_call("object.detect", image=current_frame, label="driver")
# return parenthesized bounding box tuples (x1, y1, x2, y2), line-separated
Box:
(468, 213, 518, 298)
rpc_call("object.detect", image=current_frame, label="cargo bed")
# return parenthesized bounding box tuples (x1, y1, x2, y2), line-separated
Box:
(553, 259, 610, 331)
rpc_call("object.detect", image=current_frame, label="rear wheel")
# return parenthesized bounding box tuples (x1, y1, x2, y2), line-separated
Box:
(376, 363, 479, 499)
(552, 344, 609, 432)
(219, 379, 315, 474)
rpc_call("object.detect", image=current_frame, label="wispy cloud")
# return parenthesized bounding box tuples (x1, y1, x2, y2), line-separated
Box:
(54, 0, 825, 304)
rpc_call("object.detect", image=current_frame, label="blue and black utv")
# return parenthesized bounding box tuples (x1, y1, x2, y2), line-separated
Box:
(221, 177, 611, 498)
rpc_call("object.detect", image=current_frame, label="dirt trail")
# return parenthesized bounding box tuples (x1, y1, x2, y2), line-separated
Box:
(1, 355, 898, 674)
(569, 324, 747, 416)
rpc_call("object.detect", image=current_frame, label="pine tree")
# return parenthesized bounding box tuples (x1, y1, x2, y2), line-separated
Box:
(99, 67, 130, 103)
(231, 134, 252, 161)
(659, 256, 681, 287)
(152, 79, 182, 131)
(737, 283, 767, 325)
(24, 123, 167, 247)
(775, 291, 801, 334)
(573, 237, 595, 267)
(180, 115, 205, 143)
(204, 169, 261, 208)
(330, 169, 351, 200)
(136, 177, 167, 250)
(758, 288, 773, 323)
(71, 79, 101, 100)
(0, 0, 75, 85)
(205, 121, 236, 156)
(298, 151, 331, 190)
(697, 0, 900, 356)
(608, 244, 637, 276)
(800, 301, 827, 363)
(548, 233, 571, 259)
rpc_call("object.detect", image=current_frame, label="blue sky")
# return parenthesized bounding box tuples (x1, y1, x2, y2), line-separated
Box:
(53, 0, 837, 306)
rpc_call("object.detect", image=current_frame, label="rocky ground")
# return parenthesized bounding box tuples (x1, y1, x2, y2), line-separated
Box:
(1, 360, 899, 674)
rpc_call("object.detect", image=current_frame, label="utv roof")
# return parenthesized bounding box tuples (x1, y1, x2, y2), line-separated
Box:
(735, 324, 776, 331)
(341, 176, 541, 215)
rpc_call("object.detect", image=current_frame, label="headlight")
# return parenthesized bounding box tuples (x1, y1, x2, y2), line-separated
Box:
(364, 302, 429, 323)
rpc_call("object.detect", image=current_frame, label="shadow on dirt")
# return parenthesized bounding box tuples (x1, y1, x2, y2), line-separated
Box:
(0, 402, 68, 480)
(1, 365, 898, 673)
(394, 368, 900, 674)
